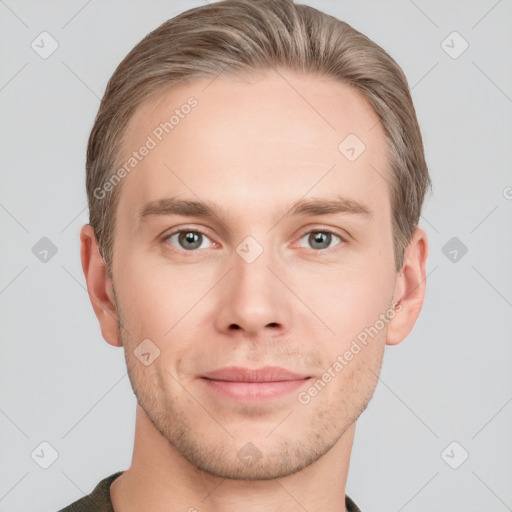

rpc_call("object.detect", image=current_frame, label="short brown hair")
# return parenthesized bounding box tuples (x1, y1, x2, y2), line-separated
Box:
(86, 0, 430, 276)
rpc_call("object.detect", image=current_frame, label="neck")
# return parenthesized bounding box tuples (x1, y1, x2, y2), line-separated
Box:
(110, 404, 354, 512)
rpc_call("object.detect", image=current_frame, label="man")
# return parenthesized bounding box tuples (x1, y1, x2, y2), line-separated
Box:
(59, 0, 430, 510)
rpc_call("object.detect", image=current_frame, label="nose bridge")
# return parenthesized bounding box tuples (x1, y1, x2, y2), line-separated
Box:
(234, 239, 274, 297)
(233, 234, 279, 313)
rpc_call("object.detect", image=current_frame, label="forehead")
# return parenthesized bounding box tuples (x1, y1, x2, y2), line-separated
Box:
(116, 68, 390, 223)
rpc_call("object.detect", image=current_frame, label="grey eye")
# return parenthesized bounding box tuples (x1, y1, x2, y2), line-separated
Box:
(298, 231, 341, 250)
(167, 231, 213, 251)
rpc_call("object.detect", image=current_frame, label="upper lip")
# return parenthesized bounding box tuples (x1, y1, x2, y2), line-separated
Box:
(201, 366, 310, 382)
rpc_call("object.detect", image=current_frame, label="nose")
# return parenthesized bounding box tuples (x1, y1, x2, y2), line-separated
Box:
(213, 240, 293, 339)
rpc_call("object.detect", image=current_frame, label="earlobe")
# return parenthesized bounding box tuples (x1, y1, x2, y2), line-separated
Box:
(80, 224, 122, 348)
(386, 227, 429, 346)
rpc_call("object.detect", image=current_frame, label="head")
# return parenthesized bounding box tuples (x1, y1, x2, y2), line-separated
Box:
(81, 0, 430, 480)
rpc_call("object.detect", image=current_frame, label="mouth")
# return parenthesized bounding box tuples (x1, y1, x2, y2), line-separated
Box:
(199, 366, 312, 403)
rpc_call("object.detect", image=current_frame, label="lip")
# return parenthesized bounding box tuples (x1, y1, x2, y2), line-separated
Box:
(201, 366, 310, 382)
(199, 366, 311, 403)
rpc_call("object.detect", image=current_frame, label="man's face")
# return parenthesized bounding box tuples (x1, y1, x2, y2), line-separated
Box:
(111, 69, 399, 479)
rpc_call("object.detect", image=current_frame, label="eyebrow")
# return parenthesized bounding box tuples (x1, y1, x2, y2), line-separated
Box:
(138, 195, 372, 223)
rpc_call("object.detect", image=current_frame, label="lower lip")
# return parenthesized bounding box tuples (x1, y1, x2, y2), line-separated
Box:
(199, 377, 311, 402)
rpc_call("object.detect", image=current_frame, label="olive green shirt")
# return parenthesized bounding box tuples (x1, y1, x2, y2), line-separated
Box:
(57, 471, 362, 511)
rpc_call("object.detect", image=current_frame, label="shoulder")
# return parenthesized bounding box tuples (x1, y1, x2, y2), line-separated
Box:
(56, 471, 124, 512)
(346, 493, 363, 512)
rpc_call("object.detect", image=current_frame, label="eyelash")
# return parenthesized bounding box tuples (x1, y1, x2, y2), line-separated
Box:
(161, 226, 346, 253)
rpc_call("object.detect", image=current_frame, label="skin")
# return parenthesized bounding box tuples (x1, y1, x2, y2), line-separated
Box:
(80, 68, 428, 512)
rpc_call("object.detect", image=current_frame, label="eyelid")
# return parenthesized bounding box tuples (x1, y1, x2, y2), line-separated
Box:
(295, 225, 349, 243)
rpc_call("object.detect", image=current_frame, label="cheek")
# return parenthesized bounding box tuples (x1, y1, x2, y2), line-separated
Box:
(114, 248, 204, 334)
(305, 261, 395, 340)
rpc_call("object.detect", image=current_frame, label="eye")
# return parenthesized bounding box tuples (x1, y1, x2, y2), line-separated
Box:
(164, 230, 214, 251)
(298, 230, 343, 251)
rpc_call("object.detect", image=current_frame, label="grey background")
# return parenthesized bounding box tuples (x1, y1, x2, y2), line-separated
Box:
(1, 1, 511, 511)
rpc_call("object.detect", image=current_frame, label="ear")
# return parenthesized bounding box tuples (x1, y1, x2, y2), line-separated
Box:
(386, 227, 429, 346)
(80, 224, 122, 347)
